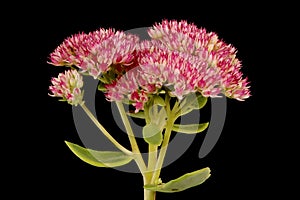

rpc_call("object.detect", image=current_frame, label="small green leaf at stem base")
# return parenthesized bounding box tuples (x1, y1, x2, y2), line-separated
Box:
(65, 141, 133, 168)
(144, 167, 211, 193)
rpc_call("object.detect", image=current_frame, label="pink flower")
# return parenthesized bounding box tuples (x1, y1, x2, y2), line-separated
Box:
(148, 19, 251, 100)
(80, 31, 139, 79)
(49, 69, 84, 106)
(49, 20, 251, 113)
(48, 28, 115, 67)
(104, 40, 222, 112)
(48, 28, 139, 80)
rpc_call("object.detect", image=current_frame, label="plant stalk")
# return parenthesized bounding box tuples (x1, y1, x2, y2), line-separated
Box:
(116, 101, 147, 175)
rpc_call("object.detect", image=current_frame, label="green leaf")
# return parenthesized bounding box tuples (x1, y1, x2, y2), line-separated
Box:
(172, 123, 209, 134)
(144, 167, 211, 193)
(177, 94, 208, 116)
(127, 111, 145, 119)
(192, 94, 207, 110)
(65, 141, 133, 168)
(184, 94, 207, 110)
(153, 95, 166, 106)
(142, 123, 163, 146)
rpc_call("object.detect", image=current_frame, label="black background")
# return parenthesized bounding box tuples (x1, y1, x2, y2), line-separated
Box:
(13, 2, 295, 199)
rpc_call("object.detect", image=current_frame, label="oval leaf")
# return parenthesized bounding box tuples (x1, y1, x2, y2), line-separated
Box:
(144, 167, 211, 193)
(65, 141, 133, 168)
(172, 123, 209, 134)
(143, 123, 163, 146)
(193, 94, 207, 110)
(177, 94, 207, 116)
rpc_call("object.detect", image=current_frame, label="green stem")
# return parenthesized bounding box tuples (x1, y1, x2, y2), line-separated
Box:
(148, 144, 157, 173)
(144, 173, 156, 200)
(144, 102, 157, 173)
(146, 144, 157, 200)
(144, 188, 156, 200)
(80, 103, 132, 156)
(150, 116, 175, 184)
(150, 93, 176, 184)
(116, 101, 147, 174)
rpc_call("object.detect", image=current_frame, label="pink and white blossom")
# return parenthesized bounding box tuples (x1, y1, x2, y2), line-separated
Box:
(48, 20, 251, 111)
(80, 31, 139, 79)
(148, 19, 251, 100)
(104, 40, 222, 112)
(49, 69, 84, 106)
(48, 28, 115, 67)
(48, 28, 139, 79)
(48, 32, 89, 66)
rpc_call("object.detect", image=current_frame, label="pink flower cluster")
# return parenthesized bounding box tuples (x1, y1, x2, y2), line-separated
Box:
(49, 69, 84, 106)
(80, 32, 139, 79)
(148, 20, 251, 101)
(48, 19, 251, 110)
(48, 28, 115, 67)
(48, 28, 139, 79)
(105, 41, 222, 112)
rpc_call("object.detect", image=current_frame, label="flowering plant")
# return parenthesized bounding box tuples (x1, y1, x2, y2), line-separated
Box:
(48, 19, 250, 200)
